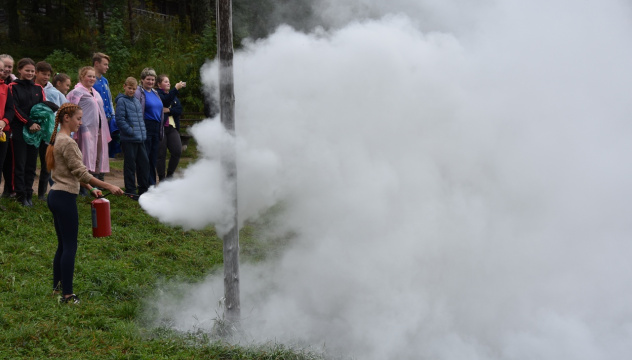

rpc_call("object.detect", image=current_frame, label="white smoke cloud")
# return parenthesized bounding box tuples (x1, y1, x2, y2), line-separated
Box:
(141, 0, 632, 358)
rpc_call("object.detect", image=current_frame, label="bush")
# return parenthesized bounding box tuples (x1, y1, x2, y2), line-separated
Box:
(44, 50, 85, 82)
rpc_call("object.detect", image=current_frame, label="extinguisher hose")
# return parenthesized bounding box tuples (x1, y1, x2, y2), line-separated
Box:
(97, 192, 141, 201)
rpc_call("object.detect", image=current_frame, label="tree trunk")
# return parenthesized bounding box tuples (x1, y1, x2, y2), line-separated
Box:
(96, 0, 105, 39)
(45, 0, 54, 43)
(58, 0, 63, 44)
(128, 0, 134, 44)
(190, 0, 211, 33)
(217, 0, 240, 326)
(209, 0, 216, 26)
(7, 0, 20, 43)
(177, 0, 187, 31)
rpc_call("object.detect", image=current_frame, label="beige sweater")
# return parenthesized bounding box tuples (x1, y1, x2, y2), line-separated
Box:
(50, 133, 94, 194)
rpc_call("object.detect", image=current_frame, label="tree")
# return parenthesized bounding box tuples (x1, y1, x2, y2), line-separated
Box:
(6, 0, 21, 43)
(217, 0, 240, 327)
(189, 0, 214, 34)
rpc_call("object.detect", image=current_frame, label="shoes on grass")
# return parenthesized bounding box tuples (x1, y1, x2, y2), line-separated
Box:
(59, 294, 80, 304)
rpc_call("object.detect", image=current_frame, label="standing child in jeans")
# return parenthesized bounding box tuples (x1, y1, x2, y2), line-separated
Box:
(115, 77, 149, 195)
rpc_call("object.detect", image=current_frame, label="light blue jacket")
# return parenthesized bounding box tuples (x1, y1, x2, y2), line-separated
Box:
(44, 82, 68, 108)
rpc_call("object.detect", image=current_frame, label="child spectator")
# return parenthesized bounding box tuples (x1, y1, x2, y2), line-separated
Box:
(7, 58, 45, 206)
(44, 73, 70, 107)
(0, 59, 15, 206)
(156, 74, 185, 181)
(34, 61, 53, 200)
(46, 103, 123, 304)
(66, 66, 111, 195)
(0, 54, 17, 83)
(115, 77, 149, 195)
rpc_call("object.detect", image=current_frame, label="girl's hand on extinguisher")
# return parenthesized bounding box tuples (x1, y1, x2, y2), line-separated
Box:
(106, 184, 124, 196)
(90, 188, 103, 198)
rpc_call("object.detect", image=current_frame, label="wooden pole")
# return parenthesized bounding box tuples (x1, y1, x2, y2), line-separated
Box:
(216, 0, 240, 325)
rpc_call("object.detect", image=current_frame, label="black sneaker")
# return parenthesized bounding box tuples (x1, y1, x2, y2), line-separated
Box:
(59, 294, 80, 304)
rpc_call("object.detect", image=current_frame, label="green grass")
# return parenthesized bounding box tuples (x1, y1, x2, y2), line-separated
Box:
(0, 194, 323, 359)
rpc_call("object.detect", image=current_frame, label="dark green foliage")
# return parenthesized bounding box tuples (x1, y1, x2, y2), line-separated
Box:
(1, 0, 220, 113)
(0, 0, 313, 114)
(44, 50, 84, 82)
(104, 5, 131, 82)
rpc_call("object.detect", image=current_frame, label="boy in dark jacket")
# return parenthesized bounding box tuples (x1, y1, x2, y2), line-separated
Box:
(115, 77, 149, 195)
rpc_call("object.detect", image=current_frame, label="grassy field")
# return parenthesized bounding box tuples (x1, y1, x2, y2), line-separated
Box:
(0, 191, 323, 359)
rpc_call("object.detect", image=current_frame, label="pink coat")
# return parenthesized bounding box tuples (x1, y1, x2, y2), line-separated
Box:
(66, 83, 111, 173)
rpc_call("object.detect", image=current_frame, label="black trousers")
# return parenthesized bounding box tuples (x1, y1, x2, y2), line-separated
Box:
(0, 137, 8, 192)
(122, 141, 150, 195)
(38, 140, 50, 197)
(144, 120, 161, 186)
(9, 122, 39, 199)
(48, 189, 79, 296)
(157, 125, 182, 181)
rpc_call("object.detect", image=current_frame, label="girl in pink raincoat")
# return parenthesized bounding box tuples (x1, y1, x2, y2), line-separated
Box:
(66, 66, 110, 186)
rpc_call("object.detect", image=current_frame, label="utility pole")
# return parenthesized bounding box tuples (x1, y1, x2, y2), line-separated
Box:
(216, 0, 240, 326)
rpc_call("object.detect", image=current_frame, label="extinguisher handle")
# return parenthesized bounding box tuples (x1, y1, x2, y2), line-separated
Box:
(92, 191, 139, 201)
(97, 191, 111, 199)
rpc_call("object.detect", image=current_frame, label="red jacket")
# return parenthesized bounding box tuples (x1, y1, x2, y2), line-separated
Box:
(0, 79, 14, 132)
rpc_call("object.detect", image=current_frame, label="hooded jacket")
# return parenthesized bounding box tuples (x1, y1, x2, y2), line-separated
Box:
(66, 83, 111, 173)
(44, 82, 68, 108)
(115, 93, 146, 143)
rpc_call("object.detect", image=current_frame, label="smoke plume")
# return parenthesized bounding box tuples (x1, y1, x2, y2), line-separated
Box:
(140, 0, 632, 358)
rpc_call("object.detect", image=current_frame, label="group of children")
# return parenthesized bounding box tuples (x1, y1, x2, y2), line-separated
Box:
(0, 52, 186, 206)
(0, 51, 186, 304)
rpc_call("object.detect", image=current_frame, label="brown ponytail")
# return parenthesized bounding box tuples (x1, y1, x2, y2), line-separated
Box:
(46, 103, 81, 171)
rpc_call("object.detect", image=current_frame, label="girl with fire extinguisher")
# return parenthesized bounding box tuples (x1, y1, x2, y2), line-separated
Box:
(46, 103, 123, 304)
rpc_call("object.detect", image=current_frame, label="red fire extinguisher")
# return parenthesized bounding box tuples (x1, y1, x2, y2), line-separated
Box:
(91, 197, 111, 237)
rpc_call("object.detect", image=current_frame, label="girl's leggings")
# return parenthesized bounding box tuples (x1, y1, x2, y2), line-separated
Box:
(47, 189, 79, 295)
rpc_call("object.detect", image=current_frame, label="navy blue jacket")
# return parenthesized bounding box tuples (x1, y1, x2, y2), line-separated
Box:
(115, 93, 146, 143)
(157, 88, 183, 131)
